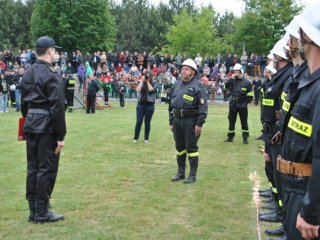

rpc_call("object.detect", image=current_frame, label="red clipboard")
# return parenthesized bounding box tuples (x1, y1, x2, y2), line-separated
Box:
(18, 117, 26, 141)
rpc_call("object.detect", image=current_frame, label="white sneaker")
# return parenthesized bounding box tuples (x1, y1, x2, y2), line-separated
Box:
(133, 140, 137, 143)
(5, 111, 8, 113)
(144, 140, 149, 144)
(0, 111, 3, 113)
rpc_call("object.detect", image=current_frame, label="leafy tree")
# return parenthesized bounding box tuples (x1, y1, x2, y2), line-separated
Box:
(31, 0, 116, 53)
(163, 8, 233, 57)
(231, 0, 302, 54)
(0, 0, 34, 50)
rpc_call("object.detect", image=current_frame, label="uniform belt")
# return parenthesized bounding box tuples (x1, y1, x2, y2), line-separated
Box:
(277, 157, 312, 177)
(173, 109, 197, 117)
(230, 96, 244, 102)
(28, 109, 50, 114)
(67, 87, 75, 90)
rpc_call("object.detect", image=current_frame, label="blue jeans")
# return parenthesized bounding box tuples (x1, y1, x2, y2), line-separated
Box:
(0, 94, 8, 112)
(134, 103, 155, 141)
(15, 89, 21, 111)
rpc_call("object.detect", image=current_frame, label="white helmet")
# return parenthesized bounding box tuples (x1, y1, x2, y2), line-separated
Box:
(267, 52, 274, 61)
(270, 34, 289, 60)
(266, 62, 277, 74)
(233, 63, 243, 73)
(284, 17, 300, 39)
(295, 3, 320, 47)
(181, 59, 197, 73)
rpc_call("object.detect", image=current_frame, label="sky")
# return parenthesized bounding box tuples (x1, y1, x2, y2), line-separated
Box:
(147, 0, 318, 16)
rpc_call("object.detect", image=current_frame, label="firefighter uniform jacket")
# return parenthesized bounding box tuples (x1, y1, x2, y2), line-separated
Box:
(261, 63, 293, 125)
(21, 60, 66, 141)
(169, 76, 208, 127)
(64, 75, 76, 90)
(225, 76, 253, 107)
(278, 62, 309, 133)
(281, 69, 320, 226)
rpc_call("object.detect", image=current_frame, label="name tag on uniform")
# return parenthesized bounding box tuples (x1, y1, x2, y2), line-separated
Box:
(288, 116, 312, 137)
(262, 98, 274, 106)
(183, 94, 194, 102)
(282, 100, 290, 112)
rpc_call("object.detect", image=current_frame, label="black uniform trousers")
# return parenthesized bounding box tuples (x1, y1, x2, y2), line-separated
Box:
(173, 117, 199, 157)
(266, 142, 283, 203)
(26, 132, 60, 201)
(119, 94, 125, 107)
(280, 174, 319, 240)
(86, 93, 96, 113)
(227, 101, 249, 139)
(65, 90, 74, 108)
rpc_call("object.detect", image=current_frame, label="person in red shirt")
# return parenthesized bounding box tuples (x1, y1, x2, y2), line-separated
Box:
(116, 63, 123, 73)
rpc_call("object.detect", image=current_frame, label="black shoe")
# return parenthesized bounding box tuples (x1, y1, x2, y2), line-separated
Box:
(224, 138, 233, 142)
(34, 211, 64, 223)
(243, 139, 248, 144)
(171, 174, 185, 182)
(259, 210, 276, 217)
(259, 191, 273, 198)
(183, 176, 196, 184)
(262, 197, 274, 204)
(259, 188, 271, 194)
(265, 225, 285, 236)
(259, 212, 283, 223)
(261, 202, 277, 210)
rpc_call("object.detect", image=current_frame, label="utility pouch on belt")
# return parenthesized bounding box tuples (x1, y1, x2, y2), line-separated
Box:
(23, 109, 52, 134)
(277, 156, 312, 177)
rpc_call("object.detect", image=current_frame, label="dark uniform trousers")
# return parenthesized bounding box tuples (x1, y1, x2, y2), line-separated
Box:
(280, 175, 320, 240)
(227, 101, 249, 139)
(26, 131, 60, 202)
(86, 94, 96, 113)
(65, 89, 74, 109)
(173, 116, 199, 172)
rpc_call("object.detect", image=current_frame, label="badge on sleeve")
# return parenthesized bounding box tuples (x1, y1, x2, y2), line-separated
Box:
(200, 98, 205, 104)
(188, 87, 195, 92)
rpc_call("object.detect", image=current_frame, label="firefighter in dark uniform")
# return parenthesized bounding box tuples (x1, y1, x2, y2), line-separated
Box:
(258, 37, 293, 226)
(278, 5, 320, 239)
(21, 36, 66, 223)
(64, 71, 76, 112)
(264, 19, 309, 239)
(224, 63, 253, 144)
(169, 59, 207, 184)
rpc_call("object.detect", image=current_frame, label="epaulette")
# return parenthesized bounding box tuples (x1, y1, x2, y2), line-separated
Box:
(49, 66, 57, 73)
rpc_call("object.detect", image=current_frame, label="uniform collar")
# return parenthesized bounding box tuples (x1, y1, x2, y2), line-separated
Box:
(298, 68, 320, 89)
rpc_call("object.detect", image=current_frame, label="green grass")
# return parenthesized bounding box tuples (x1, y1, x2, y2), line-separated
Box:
(0, 101, 273, 239)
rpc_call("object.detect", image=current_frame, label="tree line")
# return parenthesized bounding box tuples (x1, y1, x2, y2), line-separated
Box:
(0, 0, 302, 56)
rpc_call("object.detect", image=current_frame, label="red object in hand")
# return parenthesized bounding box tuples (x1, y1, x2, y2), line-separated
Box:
(18, 117, 26, 141)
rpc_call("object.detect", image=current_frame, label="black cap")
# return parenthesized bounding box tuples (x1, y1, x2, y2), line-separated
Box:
(36, 36, 61, 49)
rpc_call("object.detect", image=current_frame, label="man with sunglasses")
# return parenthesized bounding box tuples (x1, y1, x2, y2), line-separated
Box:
(277, 3, 320, 239)
(21, 36, 66, 223)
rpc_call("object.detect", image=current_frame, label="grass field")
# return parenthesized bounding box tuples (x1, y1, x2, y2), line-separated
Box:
(0, 101, 276, 240)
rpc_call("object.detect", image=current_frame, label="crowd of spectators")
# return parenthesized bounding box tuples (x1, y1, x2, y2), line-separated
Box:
(0, 48, 267, 112)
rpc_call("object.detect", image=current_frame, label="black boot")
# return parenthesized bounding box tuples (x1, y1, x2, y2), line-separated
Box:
(265, 224, 285, 236)
(243, 137, 248, 144)
(34, 199, 64, 223)
(184, 157, 198, 184)
(27, 198, 35, 222)
(259, 208, 283, 223)
(171, 155, 186, 182)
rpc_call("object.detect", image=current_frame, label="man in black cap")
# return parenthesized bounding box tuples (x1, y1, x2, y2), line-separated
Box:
(21, 36, 66, 223)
